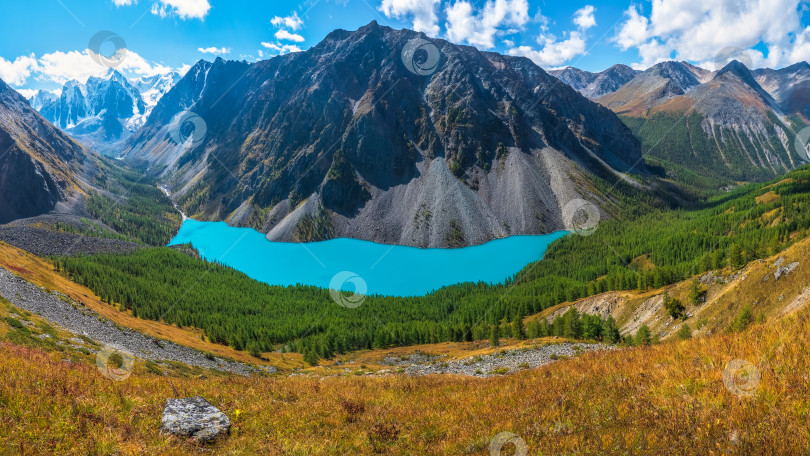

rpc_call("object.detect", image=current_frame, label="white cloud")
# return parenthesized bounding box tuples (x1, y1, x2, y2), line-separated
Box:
(444, 0, 530, 49)
(111, 0, 137, 6)
(271, 12, 304, 31)
(2, 49, 176, 88)
(614, 0, 806, 69)
(275, 30, 305, 43)
(502, 4, 595, 68)
(151, 0, 210, 20)
(508, 31, 587, 67)
(261, 42, 302, 55)
(380, 0, 441, 36)
(0, 54, 38, 86)
(198, 47, 230, 55)
(573, 5, 596, 30)
(16, 88, 38, 99)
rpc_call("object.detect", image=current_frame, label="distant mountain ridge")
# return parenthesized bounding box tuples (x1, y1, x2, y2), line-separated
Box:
(549, 64, 640, 99)
(30, 69, 180, 155)
(124, 21, 647, 248)
(588, 60, 810, 185)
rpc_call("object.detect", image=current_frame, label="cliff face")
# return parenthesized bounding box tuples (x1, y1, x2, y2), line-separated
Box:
(125, 22, 645, 247)
(0, 77, 87, 223)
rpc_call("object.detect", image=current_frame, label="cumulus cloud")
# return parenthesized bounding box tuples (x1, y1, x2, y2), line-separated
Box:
(197, 47, 230, 55)
(0, 54, 38, 86)
(111, 0, 137, 6)
(614, 0, 806, 69)
(508, 31, 588, 67)
(15, 88, 38, 99)
(271, 12, 304, 31)
(444, 0, 530, 49)
(573, 5, 596, 30)
(275, 30, 305, 43)
(151, 0, 210, 20)
(2, 48, 177, 89)
(261, 42, 302, 55)
(380, 0, 441, 36)
(504, 4, 596, 67)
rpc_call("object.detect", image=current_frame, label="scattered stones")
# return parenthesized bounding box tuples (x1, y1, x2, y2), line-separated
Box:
(160, 397, 231, 443)
(401, 343, 611, 377)
(774, 262, 799, 281)
(0, 266, 261, 375)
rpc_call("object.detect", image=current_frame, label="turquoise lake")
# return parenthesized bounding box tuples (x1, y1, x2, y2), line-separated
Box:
(168, 219, 568, 297)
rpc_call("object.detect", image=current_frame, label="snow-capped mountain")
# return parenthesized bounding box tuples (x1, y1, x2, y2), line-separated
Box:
(29, 69, 179, 155)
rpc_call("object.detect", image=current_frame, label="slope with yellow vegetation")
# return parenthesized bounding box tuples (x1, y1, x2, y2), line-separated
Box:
(537, 232, 810, 342)
(1, 299, 809, 454)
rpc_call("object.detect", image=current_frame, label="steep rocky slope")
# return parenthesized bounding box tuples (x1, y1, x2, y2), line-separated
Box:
(125, 22, 646, 247)
(0, 77, 88, 223)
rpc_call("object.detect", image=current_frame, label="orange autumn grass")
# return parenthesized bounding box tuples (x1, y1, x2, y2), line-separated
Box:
(2, 303, 809, 455)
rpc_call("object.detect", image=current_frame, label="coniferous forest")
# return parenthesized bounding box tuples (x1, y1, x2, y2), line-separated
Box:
(56, 166, 810, 362)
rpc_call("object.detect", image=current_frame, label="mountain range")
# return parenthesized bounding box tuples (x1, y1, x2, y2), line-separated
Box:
(5, 21, 810, 246)
(552, 61, 810, 184)
(123, 21, 645, 248)
(29, 69, 179, 155)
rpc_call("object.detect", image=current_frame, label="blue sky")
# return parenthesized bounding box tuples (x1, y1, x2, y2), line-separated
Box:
(1, 0, 809, 97)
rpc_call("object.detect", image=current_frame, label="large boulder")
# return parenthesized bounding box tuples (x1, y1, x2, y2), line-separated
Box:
(160, 396, 231, 443)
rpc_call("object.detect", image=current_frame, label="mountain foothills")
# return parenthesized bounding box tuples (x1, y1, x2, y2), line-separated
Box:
(30, 69, 179, 155)
(124, 22, 647, 248)
(0, 78, 89, 223)
(554, 61, 810, 188)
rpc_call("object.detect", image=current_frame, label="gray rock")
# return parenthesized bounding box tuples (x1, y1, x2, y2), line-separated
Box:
(160, 397, 231, 443)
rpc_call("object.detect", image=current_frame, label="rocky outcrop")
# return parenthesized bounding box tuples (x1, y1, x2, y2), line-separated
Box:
(160, 397, 231, 443)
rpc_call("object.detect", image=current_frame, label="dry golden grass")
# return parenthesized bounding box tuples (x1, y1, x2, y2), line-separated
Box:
(1, 303, 809, 455)
(755, 191, 780, 205)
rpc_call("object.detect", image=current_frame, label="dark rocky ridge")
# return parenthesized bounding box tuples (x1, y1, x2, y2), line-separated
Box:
(0, 77, 88, 223)
(125, 21, 646, 247)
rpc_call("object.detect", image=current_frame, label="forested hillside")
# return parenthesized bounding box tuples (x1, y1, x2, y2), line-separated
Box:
(57, 166, 810, 361)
